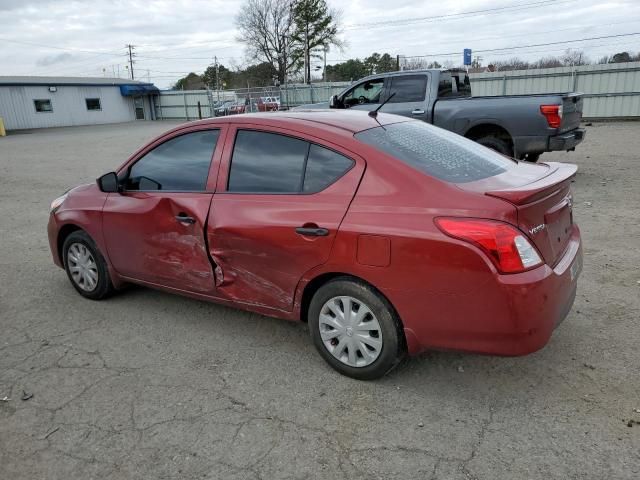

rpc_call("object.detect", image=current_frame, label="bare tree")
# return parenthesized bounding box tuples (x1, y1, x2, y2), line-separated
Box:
(492, 57, 530, 71)
(560, 49, 590, 66)
(532, 56, 563, 69)
(235, 0, 297, 84)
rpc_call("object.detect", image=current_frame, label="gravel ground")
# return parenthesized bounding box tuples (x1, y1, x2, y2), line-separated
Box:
(1, 120, 639, 479)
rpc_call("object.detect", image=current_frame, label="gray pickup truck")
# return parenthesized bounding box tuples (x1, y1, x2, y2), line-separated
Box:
(299, 69, 585, 162)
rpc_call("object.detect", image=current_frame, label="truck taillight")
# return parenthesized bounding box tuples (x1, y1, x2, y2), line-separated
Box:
(540, 104, 563, 128)
(435, 218, 543, 274)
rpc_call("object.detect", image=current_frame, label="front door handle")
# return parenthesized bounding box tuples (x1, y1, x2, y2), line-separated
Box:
(295, 226, 329, 237)
(411, 109, 425, 115)
(175, 213, 196, 224)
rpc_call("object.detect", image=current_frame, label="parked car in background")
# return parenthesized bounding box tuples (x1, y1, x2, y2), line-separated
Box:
(214, 100, 234, 117)
(228, 102, 246, 115)
(257, 96, 280, 112)
(298, 69, 585, 162)
(48, 111, 582, 379)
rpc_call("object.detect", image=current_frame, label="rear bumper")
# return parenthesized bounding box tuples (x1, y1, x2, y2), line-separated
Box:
(394, 226, 582, 356)
(513, 128, 586, 156)
(549, 128, 586, 151)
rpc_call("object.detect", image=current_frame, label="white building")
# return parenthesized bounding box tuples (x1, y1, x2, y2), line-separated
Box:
(0, 76, 159, 131)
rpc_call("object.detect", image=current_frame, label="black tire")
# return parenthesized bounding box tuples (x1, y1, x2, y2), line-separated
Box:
(308, 277, 405, 380)
(476, 135, 514, 158)
(62, 230, 114, 300)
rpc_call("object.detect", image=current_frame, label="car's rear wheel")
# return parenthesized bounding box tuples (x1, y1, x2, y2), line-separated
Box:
(62, 230, 114, 300)
(476, 135, 514, 158)
(308, 278, 404, 380)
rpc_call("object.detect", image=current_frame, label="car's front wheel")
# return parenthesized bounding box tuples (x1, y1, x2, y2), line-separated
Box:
(62, 230, 114, 300)
(308, 278, 405, 380)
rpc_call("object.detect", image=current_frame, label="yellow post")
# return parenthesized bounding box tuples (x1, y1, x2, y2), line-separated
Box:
(0, 117, 6, 137)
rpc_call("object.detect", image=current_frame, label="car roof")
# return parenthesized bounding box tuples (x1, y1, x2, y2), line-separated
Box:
(184, 110, 410, 134)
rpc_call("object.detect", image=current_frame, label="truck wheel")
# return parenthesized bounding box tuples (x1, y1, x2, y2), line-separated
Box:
(476, 136, 514, 158)
(524, 153, 541, 163)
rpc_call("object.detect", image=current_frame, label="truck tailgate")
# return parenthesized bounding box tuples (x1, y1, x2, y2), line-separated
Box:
(560, 93, 583, 132)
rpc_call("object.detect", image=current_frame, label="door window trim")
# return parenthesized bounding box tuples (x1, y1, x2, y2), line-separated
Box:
(224, 127, 356, 195)
(119, 127, 222, 194)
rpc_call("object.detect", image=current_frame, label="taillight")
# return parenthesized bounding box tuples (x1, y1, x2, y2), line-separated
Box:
(435, 218, 543, 274)
(540, 104, 563, 128)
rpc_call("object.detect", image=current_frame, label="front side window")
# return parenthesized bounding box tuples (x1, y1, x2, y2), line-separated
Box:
(34, 99, 52, 113)
(126, 130, 219, 191)
(388, 75, 428, 103)
(342, 78, 384, 107)
(356, 121, 514, 183)
(86, 98, 101, 110)
(228, 130, 354, 194)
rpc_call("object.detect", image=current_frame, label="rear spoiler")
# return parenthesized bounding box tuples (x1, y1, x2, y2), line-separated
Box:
(486, 162, 578, 205)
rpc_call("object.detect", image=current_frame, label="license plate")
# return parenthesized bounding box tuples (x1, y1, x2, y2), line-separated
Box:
(570, 255, 582, 282)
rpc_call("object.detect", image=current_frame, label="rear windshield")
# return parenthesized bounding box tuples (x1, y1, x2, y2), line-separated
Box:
(355, 121, 514, 183)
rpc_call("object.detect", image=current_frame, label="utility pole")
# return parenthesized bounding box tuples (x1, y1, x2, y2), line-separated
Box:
(126, 44, 135, 80)
(323, 46, 327, 82)
(305, 20, 310, 84)
(214, 55, 220, 102)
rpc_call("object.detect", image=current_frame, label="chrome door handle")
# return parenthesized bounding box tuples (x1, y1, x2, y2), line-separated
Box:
(412, 109, 425, 115)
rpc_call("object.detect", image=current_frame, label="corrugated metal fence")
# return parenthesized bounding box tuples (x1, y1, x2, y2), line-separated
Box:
(155, 82, 349, 120)
(156, 62, 640, 120)
(154, 90, 234, 120)
(470, 61, 640, 119)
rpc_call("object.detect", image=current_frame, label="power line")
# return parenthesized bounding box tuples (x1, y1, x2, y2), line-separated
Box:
(344, 0, 574, 30)
(0, 37, 123, 56)
(398, 32, 640, 59)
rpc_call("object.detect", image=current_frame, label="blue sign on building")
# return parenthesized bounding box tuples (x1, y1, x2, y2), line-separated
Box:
(463, 49, 472, 66)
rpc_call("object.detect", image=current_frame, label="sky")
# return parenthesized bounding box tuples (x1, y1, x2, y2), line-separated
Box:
(0, 0, 638, 88)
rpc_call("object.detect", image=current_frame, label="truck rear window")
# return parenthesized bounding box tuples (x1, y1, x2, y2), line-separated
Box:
(355, 121, 514, 183)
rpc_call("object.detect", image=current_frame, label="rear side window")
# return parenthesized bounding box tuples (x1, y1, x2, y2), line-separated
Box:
(228, 130, 308, 193)
(388, 75, 428, 103)
(355, 121, 514, 183)
(303, 145, 353, 192)
(228, 130, 354, 193)
(438, 73, 454, 97)
(127, 130, 219, 191)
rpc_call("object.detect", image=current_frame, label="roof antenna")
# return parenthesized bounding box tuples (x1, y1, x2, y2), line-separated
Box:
(368, 92, 396, 118)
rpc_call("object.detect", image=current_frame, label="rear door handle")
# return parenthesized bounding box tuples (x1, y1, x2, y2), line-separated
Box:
(175, 213, 196, 224)
(412, 109, 425, 115)
(295, 227, 329, 237)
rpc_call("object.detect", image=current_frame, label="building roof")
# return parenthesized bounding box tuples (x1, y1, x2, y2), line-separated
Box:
(0, 76, 155, 87)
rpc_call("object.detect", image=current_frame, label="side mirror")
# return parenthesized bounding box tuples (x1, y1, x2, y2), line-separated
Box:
(330, 95, 338, 108)
(97, 172, 119, 193)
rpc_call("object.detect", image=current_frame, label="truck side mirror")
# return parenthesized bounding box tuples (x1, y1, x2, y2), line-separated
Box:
(330, 95, 338, 108)
(97, 172, 119, 193)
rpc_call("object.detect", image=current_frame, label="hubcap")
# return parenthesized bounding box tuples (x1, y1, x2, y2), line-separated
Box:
(318, 296, 383, 368)
(67, 243, 98, 292)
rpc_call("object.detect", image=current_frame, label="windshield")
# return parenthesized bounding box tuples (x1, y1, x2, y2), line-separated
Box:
(355, 121, 515, 183)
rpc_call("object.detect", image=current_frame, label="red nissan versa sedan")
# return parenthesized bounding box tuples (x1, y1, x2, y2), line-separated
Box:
(47, 111, 582, 379)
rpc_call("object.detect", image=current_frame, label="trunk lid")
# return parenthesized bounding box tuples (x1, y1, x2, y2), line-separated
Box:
(560, 93, 583, 132)
(459, 162, 577, 266)
(485, 162, 577, 266)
